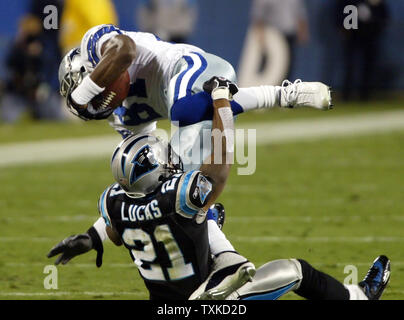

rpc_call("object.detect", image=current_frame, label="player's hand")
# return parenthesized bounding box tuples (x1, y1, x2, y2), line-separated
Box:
(47, 230, 103, 267)
(203, 76, 239, 101)
(66, 95, 114, 121)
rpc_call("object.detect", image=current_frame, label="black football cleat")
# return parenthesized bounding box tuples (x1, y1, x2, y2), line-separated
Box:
(208, 203, 226, 230)
(359, 255, 391, 300)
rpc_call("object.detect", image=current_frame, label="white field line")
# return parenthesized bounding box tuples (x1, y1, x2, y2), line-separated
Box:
(0, 135, 121, 167)
(1, 290, 403, 297)
(1, 236, 404, 243)
(0, 110, 404, 167)
(5, 261, 404, 268)
(5, 262, 135, 268)
(4, 215, 404, 223)
(1, 290, 402, 297)
(0, 291, 143, 297)
(250, 109, 404, 145)
(232, 236, 404, 243)
(227, 215, 404, 223)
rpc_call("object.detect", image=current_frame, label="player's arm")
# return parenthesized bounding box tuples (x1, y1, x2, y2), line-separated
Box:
(173, 78, 237, 219)
(47, 187, 122, 267)
(199, 77, 238, 208)
(46, 219, 123, 267)
(70, 34, 136, 109)
(46, 218, 106, 267)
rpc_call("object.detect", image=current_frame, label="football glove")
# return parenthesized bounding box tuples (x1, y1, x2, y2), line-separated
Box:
(66, 95, 115, 121)
(203, 76, 239, 101)
(47, 226, 104, 267)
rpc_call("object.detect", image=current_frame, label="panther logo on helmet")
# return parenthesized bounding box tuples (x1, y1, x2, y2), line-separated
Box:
(129, 145, 159, 185)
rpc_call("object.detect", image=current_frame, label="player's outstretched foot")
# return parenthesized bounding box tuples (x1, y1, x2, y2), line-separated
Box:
(207, 203, 226, 230)
(189, 252, 256, 300)
(359, 255, 391, 300)
(280, 79, 333, 110)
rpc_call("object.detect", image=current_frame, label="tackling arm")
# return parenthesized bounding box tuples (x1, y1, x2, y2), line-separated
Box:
(199, 77, 238, 209)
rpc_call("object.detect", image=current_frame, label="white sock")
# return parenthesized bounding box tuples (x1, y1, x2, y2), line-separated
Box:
(233, 86, 281, 112)
(344, 284, 368, 300)
(207, 220, 235, 256)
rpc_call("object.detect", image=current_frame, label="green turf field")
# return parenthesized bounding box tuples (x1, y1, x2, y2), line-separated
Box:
(0, 100, 403, 300)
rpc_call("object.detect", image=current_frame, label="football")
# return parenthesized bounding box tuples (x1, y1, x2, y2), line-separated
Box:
(91, 70, 130, 110)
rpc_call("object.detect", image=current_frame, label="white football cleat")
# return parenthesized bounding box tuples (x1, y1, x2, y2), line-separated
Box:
(189, 251, 256, 300)
(280, 79, 333, 110)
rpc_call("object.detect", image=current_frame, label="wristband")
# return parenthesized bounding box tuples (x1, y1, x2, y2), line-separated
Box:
(212, 87, 230, 101)
(71, 75, 105, 105)
(92, 217, 108, 242)
(218, 107, 234, 153)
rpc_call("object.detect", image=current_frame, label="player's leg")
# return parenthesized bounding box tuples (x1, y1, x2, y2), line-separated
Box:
(182, 202, 255, 300)
(190, 208, 256, 300)
(167, 52, 241, 127)
(194, 205, 361, 301)
(228, 256, 390, 300)
(230, 259, 303, 300)
(229, 258, 352, 300)
(296, 256, 390, 300)
(167, 52, 332, 127)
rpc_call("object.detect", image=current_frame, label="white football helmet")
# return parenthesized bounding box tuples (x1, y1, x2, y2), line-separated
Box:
(59, 48, 87, 98)
(58, 47, 91, 118)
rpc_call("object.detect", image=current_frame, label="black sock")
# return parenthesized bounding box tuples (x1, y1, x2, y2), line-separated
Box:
(294, 259, 350, 300)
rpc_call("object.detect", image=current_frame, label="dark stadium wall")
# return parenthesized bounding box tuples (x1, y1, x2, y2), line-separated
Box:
(0, 0, 403, 89)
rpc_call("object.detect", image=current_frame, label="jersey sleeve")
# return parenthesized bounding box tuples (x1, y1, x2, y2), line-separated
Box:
(175, 170, 213, 218)
(80, 24, 123, 70)
(97, 184, 114, 227)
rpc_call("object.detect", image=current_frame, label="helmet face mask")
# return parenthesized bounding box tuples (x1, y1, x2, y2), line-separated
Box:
(58, 48, 88, 111)
(111, 135, 183, 198)
(60, 69, 84, 99)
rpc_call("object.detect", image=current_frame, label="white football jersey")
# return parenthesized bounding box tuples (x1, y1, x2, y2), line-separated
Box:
(80, 24, 204, 135)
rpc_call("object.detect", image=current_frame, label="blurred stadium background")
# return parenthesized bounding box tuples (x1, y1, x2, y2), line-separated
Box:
(0, 0, 403, 299)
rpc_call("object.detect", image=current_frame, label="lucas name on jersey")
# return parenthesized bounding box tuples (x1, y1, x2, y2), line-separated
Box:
(120, 199, 162, 223)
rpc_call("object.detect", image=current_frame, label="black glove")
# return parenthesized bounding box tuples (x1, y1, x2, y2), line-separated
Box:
(203, 76, 239, 100)
(66, 95, 115, 121)
(47, 226, 104, 267)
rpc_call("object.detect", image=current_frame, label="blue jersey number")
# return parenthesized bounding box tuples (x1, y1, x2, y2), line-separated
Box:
(115, 79, 162, 126)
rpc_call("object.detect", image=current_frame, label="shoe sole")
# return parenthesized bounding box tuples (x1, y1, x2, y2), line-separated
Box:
(317, 83, 333, 110)
(375, 258, 391, 300)
(328, 86, 334, 109)
(193, 265, 256, 300)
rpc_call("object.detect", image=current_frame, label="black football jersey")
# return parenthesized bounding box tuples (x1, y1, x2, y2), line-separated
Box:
(98, 170, 214, 299)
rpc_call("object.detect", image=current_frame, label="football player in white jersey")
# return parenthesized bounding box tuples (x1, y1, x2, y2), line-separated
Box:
(58, 24, 334, 282)
(59, 24, 333, 171)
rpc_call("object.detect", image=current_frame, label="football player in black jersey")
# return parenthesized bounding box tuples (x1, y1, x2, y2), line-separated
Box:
(48, 77, 257, 300)
(48, 77, 390, 300)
